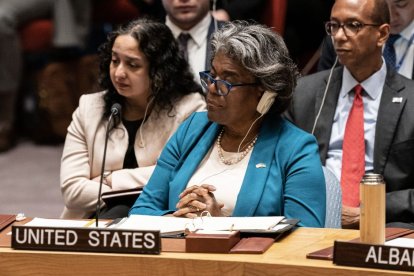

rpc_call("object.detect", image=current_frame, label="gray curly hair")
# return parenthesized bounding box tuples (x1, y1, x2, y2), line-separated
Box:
(210, 21, 298, 114)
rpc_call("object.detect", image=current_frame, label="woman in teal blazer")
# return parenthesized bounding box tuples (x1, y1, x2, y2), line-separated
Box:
(129, 21, 326, 227)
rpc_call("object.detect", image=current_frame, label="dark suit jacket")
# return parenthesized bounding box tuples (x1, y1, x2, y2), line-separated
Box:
(205, 18, 224, 70)
(286, 66, 414, 224)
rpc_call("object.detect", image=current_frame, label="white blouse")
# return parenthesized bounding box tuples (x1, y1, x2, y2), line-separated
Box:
(187, 142, 253, 216)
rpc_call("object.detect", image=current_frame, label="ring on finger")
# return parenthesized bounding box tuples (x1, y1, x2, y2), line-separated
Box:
(188, 205, 200, 212)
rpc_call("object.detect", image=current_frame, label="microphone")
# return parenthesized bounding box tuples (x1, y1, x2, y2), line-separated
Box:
(212, 0, 218, 32)
(95, 103, 122, 227)
(108, 103, 122, 131)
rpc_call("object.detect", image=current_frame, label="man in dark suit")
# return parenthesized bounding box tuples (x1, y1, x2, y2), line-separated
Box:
(286, 0, 414, 229)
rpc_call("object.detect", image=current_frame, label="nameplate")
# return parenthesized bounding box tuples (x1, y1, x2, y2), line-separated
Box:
(333, 241, 414, 272)
(11, 226, 160, 254)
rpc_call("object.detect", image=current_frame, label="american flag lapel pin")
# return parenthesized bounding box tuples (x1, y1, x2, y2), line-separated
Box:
(392, 97, 403, 103)
(256, 163, 266, 168)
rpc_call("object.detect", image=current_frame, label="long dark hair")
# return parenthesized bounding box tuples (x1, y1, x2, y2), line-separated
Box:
(98, 18, 201, 117)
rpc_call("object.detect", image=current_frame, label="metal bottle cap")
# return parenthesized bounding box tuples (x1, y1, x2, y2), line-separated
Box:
(361, 173, 384, 185)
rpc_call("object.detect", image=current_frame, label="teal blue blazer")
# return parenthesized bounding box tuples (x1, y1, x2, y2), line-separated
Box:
(130, 112, 326, 227)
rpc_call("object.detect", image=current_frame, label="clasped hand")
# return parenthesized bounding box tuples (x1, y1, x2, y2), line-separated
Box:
(342, 205, 360, 229)
(173, 184, 224, 218)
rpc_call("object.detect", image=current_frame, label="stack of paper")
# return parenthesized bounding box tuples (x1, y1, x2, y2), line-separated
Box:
(116, 215, 285, 234)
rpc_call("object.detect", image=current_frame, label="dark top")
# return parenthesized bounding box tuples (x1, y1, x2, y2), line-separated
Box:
(122, 119, 142, 169)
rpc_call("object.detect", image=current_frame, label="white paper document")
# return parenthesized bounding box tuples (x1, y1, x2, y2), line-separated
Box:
(24, 218, 108, 228)
(7, 218, 108, 235)
(117, 215, 285, 233)
(385, 238, 414, 248)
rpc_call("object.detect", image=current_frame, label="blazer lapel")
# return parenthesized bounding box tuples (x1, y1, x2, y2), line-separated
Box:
(374, 69, 406, 173)
(233, 117, 280, 216)
(313, 67, 343, 163)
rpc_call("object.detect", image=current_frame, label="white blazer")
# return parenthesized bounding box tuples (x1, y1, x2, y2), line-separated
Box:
(60, 91, 206, 218)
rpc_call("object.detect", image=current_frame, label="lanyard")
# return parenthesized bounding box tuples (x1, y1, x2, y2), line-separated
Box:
(395, 32, 414, 72)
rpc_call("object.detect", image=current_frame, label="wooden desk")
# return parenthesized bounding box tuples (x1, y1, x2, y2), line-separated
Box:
(0, 227, 411, 275)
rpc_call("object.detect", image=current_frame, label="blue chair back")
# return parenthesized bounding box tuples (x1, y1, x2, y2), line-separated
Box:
(323, 166, 342, 228)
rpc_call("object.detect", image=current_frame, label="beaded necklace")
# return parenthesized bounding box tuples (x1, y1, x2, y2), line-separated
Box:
(216, 128, 258, 165)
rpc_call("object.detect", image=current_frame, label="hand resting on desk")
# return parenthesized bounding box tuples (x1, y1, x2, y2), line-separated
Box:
(342, 205, 360, 229)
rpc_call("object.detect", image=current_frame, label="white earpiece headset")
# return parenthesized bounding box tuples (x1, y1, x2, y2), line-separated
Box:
(236, 90, 277, 153)
(311, 56, 338, 135)
(256, 90, 277, 115)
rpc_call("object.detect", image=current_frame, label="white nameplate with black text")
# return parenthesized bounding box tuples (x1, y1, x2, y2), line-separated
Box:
(12, 225, 160, 254)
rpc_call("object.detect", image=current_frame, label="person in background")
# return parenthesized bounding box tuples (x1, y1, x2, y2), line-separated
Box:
(0, 0, 53, 152)
(162, 0, 223, 78)
(0, 0, 92, 152)
(60, 18, 206, 219)
(318, 0, 414, 80)
(286, 0, 414, 229)
(130, 21, 325, 227)
(51, 0, 92, 59)
(132, 0, 266, 78)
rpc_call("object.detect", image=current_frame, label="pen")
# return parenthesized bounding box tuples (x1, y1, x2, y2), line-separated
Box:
(83, 219, 96, 227)
(106, 217, 127, 228)
(267, 221, 280, 230)
(161, 231, 187, 238)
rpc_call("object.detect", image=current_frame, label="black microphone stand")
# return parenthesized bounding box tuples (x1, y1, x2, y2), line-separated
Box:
(95, 108, 119, 227)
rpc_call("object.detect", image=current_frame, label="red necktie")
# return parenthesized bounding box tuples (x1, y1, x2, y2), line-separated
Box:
(341, 84, 365, 207)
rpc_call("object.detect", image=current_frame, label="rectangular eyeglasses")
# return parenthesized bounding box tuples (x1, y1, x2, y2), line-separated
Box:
(325, 21, 381, 37)
(199, 71, 258, 96)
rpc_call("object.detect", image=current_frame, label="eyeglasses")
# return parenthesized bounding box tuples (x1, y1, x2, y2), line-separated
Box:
(199, 71, 258, 96)
(325, 21, 381, 37)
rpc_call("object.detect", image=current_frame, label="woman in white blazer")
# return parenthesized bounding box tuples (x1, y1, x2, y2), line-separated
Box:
(60, 18, 206, 219)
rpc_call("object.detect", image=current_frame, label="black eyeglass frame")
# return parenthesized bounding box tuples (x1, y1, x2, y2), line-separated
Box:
(325, 21, 381, 37)
(199, 71, 258, 96)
